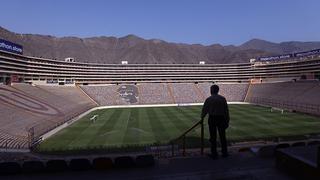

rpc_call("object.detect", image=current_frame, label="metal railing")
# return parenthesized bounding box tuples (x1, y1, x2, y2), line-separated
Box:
(171, 119, 204, 156)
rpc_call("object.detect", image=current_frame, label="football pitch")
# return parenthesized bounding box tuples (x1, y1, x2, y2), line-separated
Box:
(37, 104, 320, 152)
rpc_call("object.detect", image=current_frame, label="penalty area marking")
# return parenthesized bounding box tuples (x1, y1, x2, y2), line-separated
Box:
(99, 130, 119, 137)
(129, 127, 150, 135)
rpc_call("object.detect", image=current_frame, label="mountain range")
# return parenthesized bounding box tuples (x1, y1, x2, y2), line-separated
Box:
(1, 26, 320, 64)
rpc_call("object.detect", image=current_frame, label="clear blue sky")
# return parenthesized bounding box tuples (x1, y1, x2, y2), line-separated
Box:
(1, 0, 319, 45)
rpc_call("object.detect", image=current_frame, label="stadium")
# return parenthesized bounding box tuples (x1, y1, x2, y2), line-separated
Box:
(1, 38, 320, 178)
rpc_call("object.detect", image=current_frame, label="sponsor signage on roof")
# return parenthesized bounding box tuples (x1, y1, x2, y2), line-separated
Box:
(258, 48, 320, 61)
(294, 49, 320, 57)
(258, 54, 292, 61)
(0, 39, 23, 54)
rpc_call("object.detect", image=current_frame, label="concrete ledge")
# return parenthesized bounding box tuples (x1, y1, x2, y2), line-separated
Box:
(0, 148, 30, 153)
(276, 145, 320, 179)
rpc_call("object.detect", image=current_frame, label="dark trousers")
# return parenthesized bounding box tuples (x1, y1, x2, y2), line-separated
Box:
(208, 115, 228, 155)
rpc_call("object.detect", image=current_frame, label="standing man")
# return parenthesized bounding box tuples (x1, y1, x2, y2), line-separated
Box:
(201, 84, 230, 159)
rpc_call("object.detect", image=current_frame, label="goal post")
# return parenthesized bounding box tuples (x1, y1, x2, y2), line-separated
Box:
(270, 107, 284, 114)
(90, 114, 99, 123)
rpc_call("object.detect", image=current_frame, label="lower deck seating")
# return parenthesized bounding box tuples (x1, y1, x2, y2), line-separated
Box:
(138, 83, 174, 104)
(0, 84, 96, 149)
(245, 80, 320, 115)
(81, 82, 249, 106)
(198, 83, 249, 102)
(80, 85, 127, 106)
(170, 83, 204, 103)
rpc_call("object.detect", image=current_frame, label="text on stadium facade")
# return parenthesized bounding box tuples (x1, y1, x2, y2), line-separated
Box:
(259, 54, 292, 61)
(0, 39, 23, 54)
(294, 49, 320, 57)
(258, 48, 320, 61)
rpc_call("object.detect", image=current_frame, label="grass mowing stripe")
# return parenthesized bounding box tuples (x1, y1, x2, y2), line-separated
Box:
(146, 107, 170, 143)
(153, 107, 178, 139)
(138, 107, 158, 144)
(67, 109, 117, 148)
(122, 108, 140, 144)
(227, 107, 262, 140)
(40, 112, 104, 149)
(177, 106, 207, 136)
(103, 109, 131, 145)
(176, 106, 199, 123)
(229, 105, 319, 140)
(172, 107, 201, 133)
(185, 105, 202, 114)
(88, 108, 123, 146)
(159, 107, 190, 137)
(37, 104, 320, 152)
(231, 107, 277, 138)
(161, 108, 190, 132)
(39, 110, 107, 150)
(178, 106, 210, 145)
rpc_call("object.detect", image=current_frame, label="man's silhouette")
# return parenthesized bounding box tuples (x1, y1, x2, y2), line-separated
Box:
(201, 84, 229, 159)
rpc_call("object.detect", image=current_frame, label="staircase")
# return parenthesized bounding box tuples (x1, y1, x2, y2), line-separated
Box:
(167, 83, 176, 104)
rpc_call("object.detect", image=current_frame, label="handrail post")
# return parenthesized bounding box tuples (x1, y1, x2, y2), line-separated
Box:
(183, 135, 186, 156)
(201, 120, 204, 155)
(171, 143, 174, 157)
(172, 119, 204, 157)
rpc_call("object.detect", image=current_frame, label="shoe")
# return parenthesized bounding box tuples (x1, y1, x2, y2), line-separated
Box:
(207, 154, 218, 160)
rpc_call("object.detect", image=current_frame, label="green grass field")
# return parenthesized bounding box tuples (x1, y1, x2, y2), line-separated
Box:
(37, 104, 320, 152)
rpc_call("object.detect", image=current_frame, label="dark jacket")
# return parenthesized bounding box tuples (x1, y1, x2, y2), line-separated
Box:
(201, 94, 230, 128)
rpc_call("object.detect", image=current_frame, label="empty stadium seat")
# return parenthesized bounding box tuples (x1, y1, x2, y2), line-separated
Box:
(135, 154, 155, 167)
(22, 161, 45, 173)
(81, 82, 249, 106)
(275, 143, 290, 149)
(292, 142, 306, 147)
(114, 156, 135, 168)
(69, 158, 91, 171)
(245, 81, 320, 116)
(0, 84, 96, 149)
(307, 141, 320, 146)
(92, 157, 113, 170)
(46, 160, 68, 172)
(0, 162, 21, 175)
